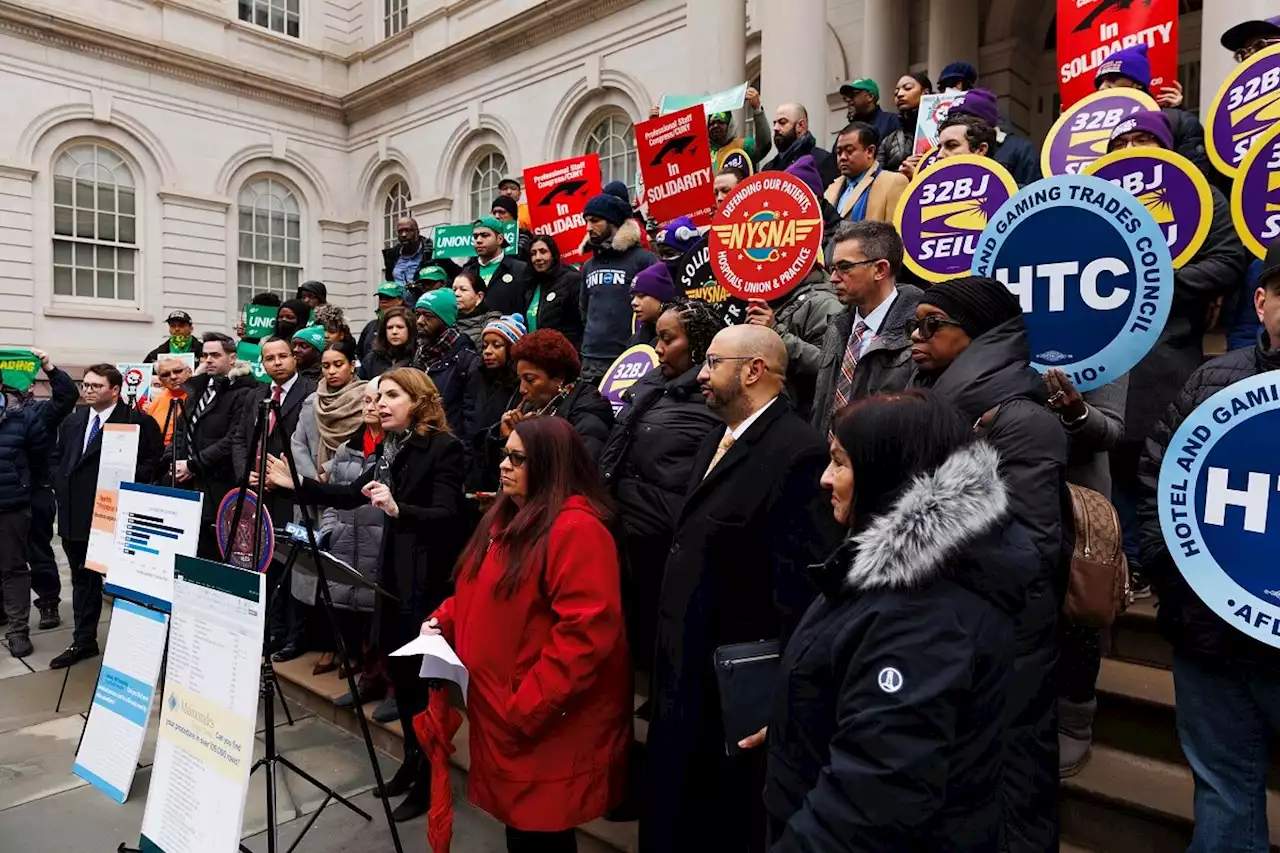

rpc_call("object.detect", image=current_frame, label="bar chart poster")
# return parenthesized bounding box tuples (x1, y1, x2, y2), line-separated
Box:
(103, 483, 203, 612)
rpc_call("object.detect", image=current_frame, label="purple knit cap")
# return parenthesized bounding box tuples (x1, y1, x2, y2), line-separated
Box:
(1108, 111, 1172, 151)
(630, 262, 677, 303)
(947, 87, 1000, 128)
(1095, 44, 1151, 89)
(785, 155, 824, 200)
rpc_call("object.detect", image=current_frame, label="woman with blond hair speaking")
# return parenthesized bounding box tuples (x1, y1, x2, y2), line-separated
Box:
(266, 366, 466, 822)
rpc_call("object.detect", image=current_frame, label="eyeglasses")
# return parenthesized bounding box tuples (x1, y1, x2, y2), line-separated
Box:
(831, 259, 879, 276)
(1235, 38, 1280, 63)
(704, 354, 756, 370)
(80, 382, 108, 391)
(158, 371, 183, 379)
(904, 315, 966, 341)
(499, 448, 528, 468)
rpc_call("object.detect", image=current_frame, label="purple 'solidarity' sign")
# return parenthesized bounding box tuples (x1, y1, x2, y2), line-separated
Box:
(1085, 146, 1213, 269)
(894, 155, 1018, 283)
(1230, 122, 1280, 260)
(599, 345, 659, 415)
(1206, 43, 1280, 176)
(1040, 88, 1160, 177)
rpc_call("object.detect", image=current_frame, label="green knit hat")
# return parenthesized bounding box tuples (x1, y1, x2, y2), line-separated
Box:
(291, 324, 326, 352)
(415, 288, 458, 327)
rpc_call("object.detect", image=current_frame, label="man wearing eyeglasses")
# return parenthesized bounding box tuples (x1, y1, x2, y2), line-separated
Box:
(809, 222, 923, 436)
(50, 364, 162, 668)
(644, 324, 838, 853)
(145, 356, 191, 448)
(1221, 15, 1280, 64)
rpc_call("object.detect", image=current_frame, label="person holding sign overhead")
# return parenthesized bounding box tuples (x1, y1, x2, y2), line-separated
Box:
(1134, 237, 1280, 852)
(50, 364, 162, 668)
(908, 276, 1068, 851)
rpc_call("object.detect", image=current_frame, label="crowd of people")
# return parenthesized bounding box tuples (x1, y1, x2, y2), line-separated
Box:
(1, 13, 1278, 853)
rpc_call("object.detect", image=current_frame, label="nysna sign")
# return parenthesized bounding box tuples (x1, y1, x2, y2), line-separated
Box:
(895, 155, 1018, 283)
(1158, 373, 1280, 648)
(971, 172, 1173, 392)
(709, 171, 822, 302)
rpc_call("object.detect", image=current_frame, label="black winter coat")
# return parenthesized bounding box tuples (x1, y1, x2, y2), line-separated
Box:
(382, 239, 459, 287)
(642, 399, 841, 853)
(580, 220, 660, 362)
(232, 375, 318, 525)
(1122, 185, 1248, 445)
(600, 366, 720, 543)
(0, 367, 77, 512)
(765, 443, 1036, 853)
(993, 130, 1041, 187)
(462, 254, 532, 316)
(175, 363, 261, 496)
(296, 430, 466, 646)
(465, 369, 520, 493)
(53, 404, 163, 541)
(551, 382, 614, 462)
(764, 132, 840, 189)
(809, 286, 922, 436)
(528, 263, 585, 350)
(358, 346, 413, 380)
(1137, 334, 1280, 672)
(143, 339, 203, 365)
(414, 333, 481, 445)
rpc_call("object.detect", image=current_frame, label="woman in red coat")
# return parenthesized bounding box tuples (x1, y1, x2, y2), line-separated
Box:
(423, 415, 631, 852)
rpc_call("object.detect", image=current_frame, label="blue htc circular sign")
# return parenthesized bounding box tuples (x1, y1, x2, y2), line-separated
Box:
(970, 172, 1173, 392)
(1157, 372, 1280, 648)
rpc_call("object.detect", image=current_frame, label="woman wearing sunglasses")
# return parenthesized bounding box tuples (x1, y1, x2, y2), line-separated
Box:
(908, 275, 1068, 849)
(422, 416, 631, 853)
(264, 366, 466, 822)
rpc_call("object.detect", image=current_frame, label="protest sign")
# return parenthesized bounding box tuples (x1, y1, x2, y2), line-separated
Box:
(599, 345, 659, 415)
(117, 363, 153, 409)
(0, 348, 39, 392)
(1056, 0, 1177, 109)
(235, 340, 269, 383)
(139, 555, 265, 853)
(660, 83, 748, 116)
(524, 154, 602, 264)
(85, 424, 142, 574)
(916, 146, 943, 178)
(718, 148, 753, 176)
(1041, 88, 1160, 177)
(1205, 43, 1280, 177)
(73, 598, 168, 803)
(913, 93, 963, 156)
(676, 234, 730, 309)
(1230, 123, 1280, 260)
(243, 304, 277, 340)
(709, 171, 822, 302)
(636, 106, 717, 226)
(970, 172, 1173, 392)
(895, 155, 1019, 283)
(432, 221, 520, 259)
(102, 482, 203, 612)
(1157, 372, 1280, 648)
(1085, 146, 1212, 268)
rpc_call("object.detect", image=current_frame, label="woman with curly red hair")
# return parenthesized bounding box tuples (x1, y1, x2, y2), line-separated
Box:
(495, 328, 614, 461)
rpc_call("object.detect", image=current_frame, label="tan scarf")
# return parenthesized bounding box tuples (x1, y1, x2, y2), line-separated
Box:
(315, 380, 367, 470)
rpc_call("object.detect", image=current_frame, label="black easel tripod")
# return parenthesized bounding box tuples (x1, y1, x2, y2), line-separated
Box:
(228, 395, 404, 853)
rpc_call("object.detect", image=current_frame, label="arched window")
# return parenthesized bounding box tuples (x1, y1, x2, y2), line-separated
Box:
(585, 114, 638, 198)
(237, 177, 301, 307)
(383, 180, 412, 248)
(53, 143, 138, 302)
(469, 151, 508, 221)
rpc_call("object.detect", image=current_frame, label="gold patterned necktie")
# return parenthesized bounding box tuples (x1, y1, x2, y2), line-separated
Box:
(703, 431, 737, 479)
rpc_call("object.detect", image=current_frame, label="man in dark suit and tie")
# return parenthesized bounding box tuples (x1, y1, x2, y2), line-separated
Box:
(232, 336, 317, 659)
(642, 325, 840, 853)
(50, 364, 163, 668)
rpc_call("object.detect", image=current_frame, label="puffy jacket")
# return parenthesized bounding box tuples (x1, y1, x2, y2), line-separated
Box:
(579, 220, 660, 362)
(553, 382, 615, 462)
(0, 367, 77, 512)
(456, 308, 500, 348)
(1123, 185, 1248, 445)
(466, 370, 520, 493)
(414, 332, 481, 445)
(810, 286, 923, 436)
(993, 130, 1041, 187)
(772, 269, 844, 420)
(877, 114, 916, 174)
(1137, 334, 1280, 673)
(358, 346, 412, 380)
(529, 263, 584, 350)
(765, 443, 1036, 853)
(600, 366, 720, 542)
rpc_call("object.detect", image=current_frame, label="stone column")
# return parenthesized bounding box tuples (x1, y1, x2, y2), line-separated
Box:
(686, 0, 747, 95)
(863, 0, 909, 98)
(927, 0, 979, 82)
(759, 0, 829, 136)
(1200, 0, 1273, 111)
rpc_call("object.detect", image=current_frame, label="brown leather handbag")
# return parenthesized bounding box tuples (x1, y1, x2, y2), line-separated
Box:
(1064, 482, 1130, 627)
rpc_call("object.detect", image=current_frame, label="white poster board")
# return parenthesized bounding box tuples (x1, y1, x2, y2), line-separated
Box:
(85, 424, 141, 575)
(72, 599, 169, 802)
(139, 556, 265, 853)
(102, 483, 203, 612)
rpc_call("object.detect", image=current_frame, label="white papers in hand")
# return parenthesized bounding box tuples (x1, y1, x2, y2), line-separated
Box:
(391, 633, 469, 696)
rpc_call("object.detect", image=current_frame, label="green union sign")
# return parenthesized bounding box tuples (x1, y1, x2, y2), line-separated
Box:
(432, 222, 519, 259)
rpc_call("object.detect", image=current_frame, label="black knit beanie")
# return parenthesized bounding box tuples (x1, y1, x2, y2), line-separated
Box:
(917, 276, 1023, 339)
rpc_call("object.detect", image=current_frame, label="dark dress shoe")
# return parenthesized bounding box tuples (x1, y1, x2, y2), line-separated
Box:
(333, 677, 387, 709)
(375, 759, 418, 800)
(37, 604, 61, 630)
(391, 781, 430, 822)
(50, 644, 99, 669)
(7, 634, 34, 658)
(271, 644, 305, 663)
(372, 696, 399, 724)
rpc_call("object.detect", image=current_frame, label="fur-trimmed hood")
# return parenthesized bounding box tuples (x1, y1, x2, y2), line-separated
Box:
(842, 442, 1017, 600)
(578, 217, 644, 257)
